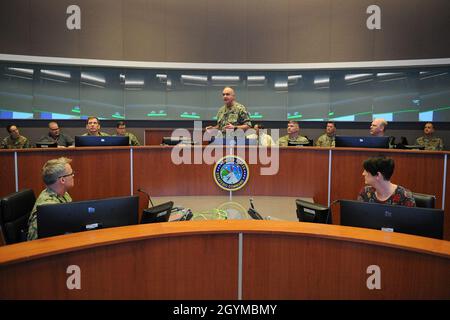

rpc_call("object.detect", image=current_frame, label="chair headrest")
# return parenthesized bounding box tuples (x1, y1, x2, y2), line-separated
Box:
(412, 192, 436, 209)
(0, 189, 36, 222)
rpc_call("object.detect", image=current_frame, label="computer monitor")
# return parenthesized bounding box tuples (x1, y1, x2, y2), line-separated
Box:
(335, 136, 390, 149)
(141, 201, 174, 224)
(296, 199, 332, 224)
(340, 200, 444, 239)
(37, 195, 139, 239)
(35, 141, 58, 148)
(75, 135, 129, 147)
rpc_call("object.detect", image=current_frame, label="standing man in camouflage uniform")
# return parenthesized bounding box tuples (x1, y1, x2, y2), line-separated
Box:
(27, 157, 74, 241)
(277, 121, 309, 146)
(1, 124, 31, 149)
(206, 87, 252, 132)
(316, 121, 336, 147)
(82, 116, 110, 136)
(415, 122, 444, 151)
(114, 121, 141, 146)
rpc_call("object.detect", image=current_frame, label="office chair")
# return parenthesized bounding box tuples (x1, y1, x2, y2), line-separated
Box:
(0, 189, 36, 244)
(412, 192, 436, 209)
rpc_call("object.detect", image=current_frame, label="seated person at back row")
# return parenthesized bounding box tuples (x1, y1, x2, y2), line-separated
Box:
(83, 117, 110, 136)
(315, 121, 336, 147)
(114, 121, 140, 146)
(277, 121, 309, 146)
(27, 157, 74, 241)
(37, 121, 74, 147)
(357, 156, 415, 207)
(246, 124, 275, 146)
(1, 124, 31, 149)
(415, 122, 443, 151)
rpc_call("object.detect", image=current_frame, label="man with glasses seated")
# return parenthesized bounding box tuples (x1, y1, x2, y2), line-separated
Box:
(27, 157, 75, 241)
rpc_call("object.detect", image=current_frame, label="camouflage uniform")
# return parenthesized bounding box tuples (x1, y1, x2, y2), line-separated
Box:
(277, 135, 309, 147)
(27, 188, 72, 241)
(216, 102, 251, 131)
(115, 132, 140, 146)
(82, 132, 110, 136)
(38, 132, 74, 147)
(315, 134, 335, 147)
(415, 136, 444, 151)
(0, 135, 31, 149)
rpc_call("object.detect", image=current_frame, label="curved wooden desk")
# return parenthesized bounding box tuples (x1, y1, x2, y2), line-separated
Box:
(1, 146, 449, 239)
(0, 221, 449, 299)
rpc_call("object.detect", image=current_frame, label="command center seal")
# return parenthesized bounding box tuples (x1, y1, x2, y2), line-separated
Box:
(213, 155, 249, 192)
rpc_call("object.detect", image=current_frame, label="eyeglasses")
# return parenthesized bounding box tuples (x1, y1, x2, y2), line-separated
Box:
(59, 171, 75, 178)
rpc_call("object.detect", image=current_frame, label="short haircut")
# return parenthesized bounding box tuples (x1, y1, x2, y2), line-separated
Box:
(6, 124, 16, 133)
(327, 121, 336, 128)
(116, 121, 126, 128)
(86, 117, 100, 124)
(254, 123, 264, 129)
(48, 121, 58, 128)
(288, 120, 299, 126)
(363, 156, 395, 181)
(42, 157, 72, 186)
(425, 122, 434, 129)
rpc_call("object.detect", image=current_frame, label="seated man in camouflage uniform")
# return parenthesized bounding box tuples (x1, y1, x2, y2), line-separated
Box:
(82, 116, 110, 136)
(415, 122, 444, 151)
(0, 124, 31, 149)
(37, 121, 74, 147)
(206, 87, 252, 132)
(27, 157, 75, 240)
(114, 121, 140, 146)
(315, 121, 336, 147)
(277, 121, 309, 146)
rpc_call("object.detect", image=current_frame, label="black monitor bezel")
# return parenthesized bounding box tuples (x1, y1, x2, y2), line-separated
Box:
(335, 136, 390, 149)
(36, 195, 139, 238)
(295, 199, 332, 224)
(340, 199, 444, 239)
(74, 135, 129, 147)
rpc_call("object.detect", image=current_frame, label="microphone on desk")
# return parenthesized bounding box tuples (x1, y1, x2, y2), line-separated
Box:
(249, 198, 255, 210)
(137, 188, 155, 208)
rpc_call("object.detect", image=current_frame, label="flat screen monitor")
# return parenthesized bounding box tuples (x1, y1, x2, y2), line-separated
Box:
(141, 201, 174, 224)
(37, 195, 139, 239)
(340, 200, 443, 239)
(35, 141, 58, 148)
(296, 199, 332, 224)
(75, 135, 129, 147)
(335, 136, 390, 149)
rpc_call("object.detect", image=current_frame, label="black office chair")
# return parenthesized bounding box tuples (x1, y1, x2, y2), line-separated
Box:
(412, 192, 436, 209)
(0, 189, 36, 244)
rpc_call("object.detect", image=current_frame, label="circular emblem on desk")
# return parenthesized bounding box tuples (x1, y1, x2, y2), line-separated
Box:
(213, 155, 249, 192)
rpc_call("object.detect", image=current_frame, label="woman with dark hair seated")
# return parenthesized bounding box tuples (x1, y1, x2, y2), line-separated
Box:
(357, 156, 416, 207)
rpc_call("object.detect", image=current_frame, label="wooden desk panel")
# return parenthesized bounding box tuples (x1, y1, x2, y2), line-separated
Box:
(16, 148, 132, 201)
(0, 233, 238, 299)
(0, 152, 15, 197)
(1, 221, 448, 299)
(243, 233, 450, 299)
